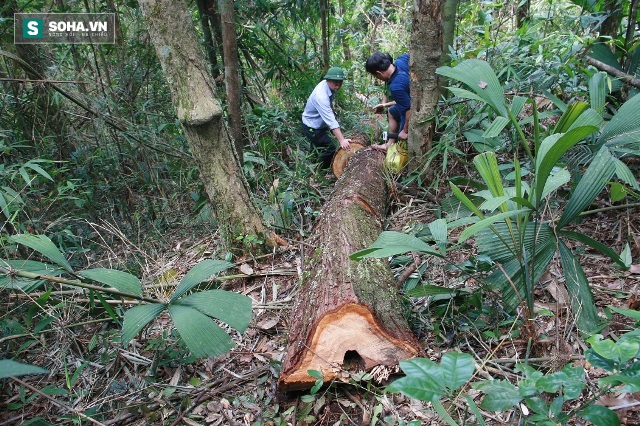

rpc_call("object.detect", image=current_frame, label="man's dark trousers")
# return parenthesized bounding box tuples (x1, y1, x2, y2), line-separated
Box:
(302, 124, 337, 169)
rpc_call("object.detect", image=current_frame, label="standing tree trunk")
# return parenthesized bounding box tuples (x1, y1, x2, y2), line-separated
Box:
(441, 0, 458, 67)
(623, 0, 639, 70)
(218, 0, 244, 157)
(279, 150, 421, 392)
(338, 0, 352, 62)
(600, 0, 623, 47)
(320, 0, 330, 69)
(139, 0, 271, 250)
(408, 0, 444, 172)
(196, 0, 220, 78)
(517, 0, 530, 28)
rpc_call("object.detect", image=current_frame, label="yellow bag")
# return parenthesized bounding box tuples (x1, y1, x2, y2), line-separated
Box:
(385, 140, 408, 173)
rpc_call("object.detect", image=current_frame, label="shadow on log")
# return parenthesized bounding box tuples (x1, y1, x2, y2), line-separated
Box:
(278, 149, 421, 392)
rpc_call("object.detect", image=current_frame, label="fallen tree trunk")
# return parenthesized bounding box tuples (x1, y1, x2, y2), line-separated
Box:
(279, 149, 421, 392)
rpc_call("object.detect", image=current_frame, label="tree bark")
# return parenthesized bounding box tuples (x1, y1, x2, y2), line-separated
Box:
(196, 0, 219, 78)
(586, 56, 640, 88)
(599, 0, 623, 46)
(138, 0, 271, 250)
(441, 0, 458, 67)
(408, 0, 444, 171)
(320, 0, 330, 69)
(218, 0, 244, 157)
(279, 149, 421, 392)
(517, 0, 530, 28)
(623, 0, 639, 70)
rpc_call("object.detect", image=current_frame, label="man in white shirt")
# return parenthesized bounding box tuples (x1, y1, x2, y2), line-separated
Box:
(301, 67, 352, 169)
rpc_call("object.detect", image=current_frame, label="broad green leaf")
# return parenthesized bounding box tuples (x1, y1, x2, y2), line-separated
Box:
(446, 87, 487, 104)
(18, 166, 30, 186)
(41, 385, 68, 395)
(558, 147, 615, 228)
(588, 334, 639, 362)
(589, 72, 609, 114)
(620, 244, 632, 268)
(483, 116, 510, 138)
(474, 152, 504, 199)
(458, 209, 530, 243)
(0, 191, 7, 220)
(613, 157, 640, 190)
(616, 340, 640, 363)
(480, 196, 512, 213)
(598, 93, 640, 143)
(580, 405, 620, 426)
(509, 196, 536, 210)
(559, 241, 598, 332)
(609, 182, 628, 203)
(173, 290, 252, 333)
(568, 107, 604, 131)
(440, 353, 475, 391)
(79, 268, 142, 297)
(600, 374, 640, 393)
(481, 224, 556, 311)
(561, 365, 587, 400)
(544, 90, 568, 112)
(510, 96, 528, 117)
(559, 231, 626, 268)
(398, 358, 444, 383)
(540, 168, 570, 200)
(307, 369, 323, 379)
(536, 371, 568, 393)
(437, 60, 507, 116)
(428, 219, 448, 255)
(350, 231, 440, 260)
(585, 348, 617, 372)
(0, 259, 61, 292)
(170, 259, 234, 301)
(476, 221, 554, 264)
(96, 292, 118, 322)
(604, 131, 640, 155)
(168, 304, 234, 358)
(121, 303, 165, 344)
(23, 162, 53, 182)
(534, 126, 599, 207)
(524, 396, 549, 415)
(0, 359, 48, 379)
(450, 183, 485, 218)
(385, 376, 445, 402)
(608, 305, 640, 322)
(475, 380, 522, 412)
(553, 101, 589, 133)
(10, 234, 73, 272)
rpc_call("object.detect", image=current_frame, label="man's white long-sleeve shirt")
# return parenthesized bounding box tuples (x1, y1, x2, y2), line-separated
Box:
(301, 80, 339, 130)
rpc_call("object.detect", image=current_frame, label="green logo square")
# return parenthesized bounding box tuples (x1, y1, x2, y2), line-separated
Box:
(23, 18, 43, 38)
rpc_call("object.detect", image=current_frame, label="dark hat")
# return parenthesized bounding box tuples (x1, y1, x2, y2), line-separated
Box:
(323, 67, 346, 80)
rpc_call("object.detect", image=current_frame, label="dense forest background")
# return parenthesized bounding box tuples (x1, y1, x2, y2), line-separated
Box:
(1, 0, 639, 424)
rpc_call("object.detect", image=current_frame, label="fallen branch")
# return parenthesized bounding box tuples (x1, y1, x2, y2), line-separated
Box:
(585, 56, 640, 89)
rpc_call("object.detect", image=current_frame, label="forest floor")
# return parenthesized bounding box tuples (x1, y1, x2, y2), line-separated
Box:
(2, 163, 639, 426)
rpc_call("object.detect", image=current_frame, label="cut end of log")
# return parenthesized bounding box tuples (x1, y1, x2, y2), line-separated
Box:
(278, 303, 420, 391)
(331, 143, 366, 178)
